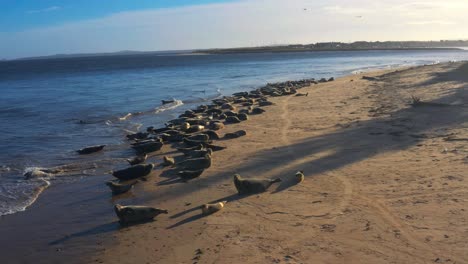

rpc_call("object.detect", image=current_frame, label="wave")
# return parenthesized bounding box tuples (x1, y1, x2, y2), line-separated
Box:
(0, 177, 50, 216)
(154, 99, 183, 114)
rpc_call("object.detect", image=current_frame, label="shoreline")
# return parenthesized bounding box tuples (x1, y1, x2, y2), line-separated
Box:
(1, 61, 467, 263)
(196, 47, 465, 55)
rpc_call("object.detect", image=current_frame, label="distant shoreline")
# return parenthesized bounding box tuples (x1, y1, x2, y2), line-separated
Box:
(195, 47, 464, 55)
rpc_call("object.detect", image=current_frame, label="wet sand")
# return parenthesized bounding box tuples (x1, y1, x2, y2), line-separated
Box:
(1, 62, 467, 264)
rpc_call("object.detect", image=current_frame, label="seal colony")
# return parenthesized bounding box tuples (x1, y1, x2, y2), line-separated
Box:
(72, 77, 330, 225)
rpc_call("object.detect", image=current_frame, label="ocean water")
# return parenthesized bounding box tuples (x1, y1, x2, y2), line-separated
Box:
(1, 49, 468, 216)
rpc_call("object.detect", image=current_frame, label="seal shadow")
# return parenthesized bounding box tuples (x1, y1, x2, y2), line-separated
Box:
(158, 167, 178, 179)
(49, 221, 118, 246)
(271, 176, 300, 193)
(167, 193, 252, 229)
(157, 177, 184, 186)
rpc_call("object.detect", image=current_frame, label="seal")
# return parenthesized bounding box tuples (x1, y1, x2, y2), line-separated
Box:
(233, 174, 281, 194)
(126, 132, 149, 141)
(77, 145, 105, 155)
(224, 111, 238, 117)
(127, 154, 148, 165)
(186, 134, 210, 142)
(186, 125, 205, 133)
(210, 122, 224, 130)
(112, 163, 154, 181)
(132, 141, 163, 154)
(178, 169, 204, 180)
(224, 130, 247, 139)
(225, 116, 241, 124)
(183, 137, 212, 147)
(203, 130, 220, 140)
(180, 122, 191, 132)
(295, 170, 304, 183)
(114, 204, 168, 225)
(178, 154, 211, 170)
(162, 156, 175, 167)
(202, 201, 227, 215)
(106, 181, 136, 195)
(237, 113, 249, 121)
(251, 107, 265, 115)
(178, 144, 204, 155)
(187, 148, 213, 158)
(258, 101, 274, 107)
(295, 92, 308, 97)
(162, 99, 175, 105)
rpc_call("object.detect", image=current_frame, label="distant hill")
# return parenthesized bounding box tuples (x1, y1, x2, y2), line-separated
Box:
(196, 40, 468, 54)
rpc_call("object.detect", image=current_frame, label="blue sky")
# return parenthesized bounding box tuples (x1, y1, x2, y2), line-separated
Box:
(0, 0, 234, 32)
(1, 0, 467, 59)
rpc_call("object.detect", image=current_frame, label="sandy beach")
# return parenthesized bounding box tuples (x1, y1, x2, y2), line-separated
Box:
(98, 61, 468, 263)
(1, 62, 467, 264)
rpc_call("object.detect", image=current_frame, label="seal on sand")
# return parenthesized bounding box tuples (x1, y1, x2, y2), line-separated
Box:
(224, 130, 247, 139)
(106, 181, 136, 195)
(132, 141, 163, 154)
(114, 204, 168, 225)
(295, 170, 304, 183)
(183, 137, 212, 147)
(178, 154, 211, 170)
(251, 107, 265, 114)
(203, 130, 220, 140)
(233, 174, 281, 194)
(187, 148, 213, 158)
(237, 113, 249, 121)
(77, 145, 105, 155)
(202, 201, 227, 215)
(225, 116, 241, 124)
(127, 154, 147, 165)
(178, 144, 204, 155)
(112, 163, 154, 181)
(209, 122, 225, 131)
(162, 156, 175, 166)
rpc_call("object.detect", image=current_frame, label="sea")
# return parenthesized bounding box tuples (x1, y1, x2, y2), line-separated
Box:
(1, 49, 468, 216)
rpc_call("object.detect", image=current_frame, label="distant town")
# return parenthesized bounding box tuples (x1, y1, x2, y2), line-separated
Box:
(196, 40, 468, 54)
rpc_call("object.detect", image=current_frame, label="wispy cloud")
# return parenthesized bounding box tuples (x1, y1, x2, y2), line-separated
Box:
(322, 5, 373, 15)
(406, 20, 456, 25)
(27, 6, 61, 14)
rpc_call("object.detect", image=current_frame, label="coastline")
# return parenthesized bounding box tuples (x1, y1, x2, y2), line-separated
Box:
(1, 61, 467, 263)
(196, 47, 465, 55)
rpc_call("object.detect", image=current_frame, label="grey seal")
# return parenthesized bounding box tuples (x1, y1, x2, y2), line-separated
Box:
(233, 174, 281, 194)
(106, 181, 136, 195)
(202, 201, 227, 215)
(112, 163, 154, 181)
(224, 130, 247, 139)
(77, 145, 105, 155)
(114, 204, 168, 225)
(178, 154, 211, 170)
(127, 154, 148, 165)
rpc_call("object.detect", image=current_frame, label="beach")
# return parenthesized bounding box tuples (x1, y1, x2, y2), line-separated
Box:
(98, 62, 468, 264)
(1, 61, 467, 264)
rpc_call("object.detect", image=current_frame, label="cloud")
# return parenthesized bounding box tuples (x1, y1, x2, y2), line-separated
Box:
(406, 20, 456, 25)
(1, 0, 467, 59)
(27, 6, 61, 14)
(322, 5, 373, 15)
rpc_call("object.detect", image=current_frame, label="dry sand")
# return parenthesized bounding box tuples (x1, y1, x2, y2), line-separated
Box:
(95, 62, 468, 264)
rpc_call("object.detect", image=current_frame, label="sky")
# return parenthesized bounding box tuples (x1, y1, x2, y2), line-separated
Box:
(1, 0, 467, 59)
